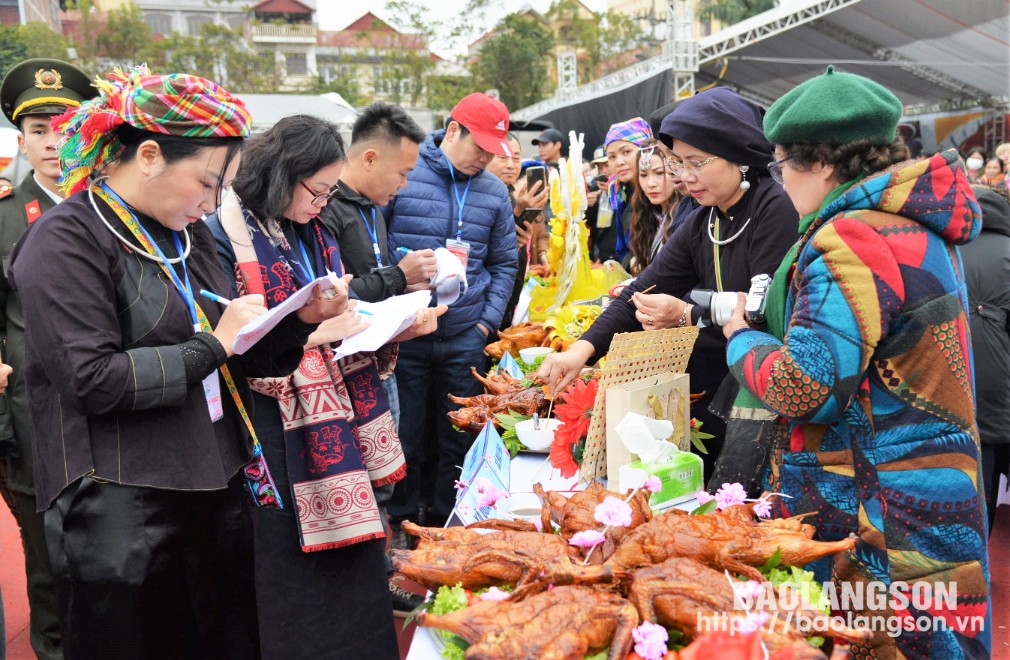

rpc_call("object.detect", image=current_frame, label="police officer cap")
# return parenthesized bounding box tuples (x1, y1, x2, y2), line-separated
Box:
(1, 58, 94, 125)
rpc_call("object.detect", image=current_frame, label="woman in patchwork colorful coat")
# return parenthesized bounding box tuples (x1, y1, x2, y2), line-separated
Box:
(723, 67, 990, 659)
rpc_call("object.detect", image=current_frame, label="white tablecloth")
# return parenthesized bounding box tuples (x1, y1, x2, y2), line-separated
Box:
(405, 453, 697, 659)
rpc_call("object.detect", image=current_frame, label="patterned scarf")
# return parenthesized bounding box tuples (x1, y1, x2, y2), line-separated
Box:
(219, 191, 406, 552)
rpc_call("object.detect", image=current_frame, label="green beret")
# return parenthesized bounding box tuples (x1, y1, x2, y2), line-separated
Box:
(764, 65, 903, 145)
(1, 58, 94, 125)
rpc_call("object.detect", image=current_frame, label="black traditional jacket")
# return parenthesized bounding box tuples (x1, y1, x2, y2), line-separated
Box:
(10, 191, 312, 509)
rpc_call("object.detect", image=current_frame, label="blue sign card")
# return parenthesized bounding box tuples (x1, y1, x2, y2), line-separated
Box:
(497, 351, 525, 380)
(446, 422, 512, 527)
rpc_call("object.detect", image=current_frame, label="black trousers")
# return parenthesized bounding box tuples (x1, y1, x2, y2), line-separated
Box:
(0, 463, 62, 660)
(981, 443, 1010, 534)
(45, 477, 259, 660)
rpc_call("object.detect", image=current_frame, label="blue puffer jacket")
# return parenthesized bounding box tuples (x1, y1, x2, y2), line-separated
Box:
(385, 129, 519, 338)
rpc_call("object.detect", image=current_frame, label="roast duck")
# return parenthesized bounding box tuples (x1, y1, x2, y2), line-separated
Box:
(484, 322, 549, 360)
(533, 482, 652, 563)
(401, 489, 867, 659)
(630, 557, 872, 659)
(447, 367, 550, 436)
(416, 585, 638, 660)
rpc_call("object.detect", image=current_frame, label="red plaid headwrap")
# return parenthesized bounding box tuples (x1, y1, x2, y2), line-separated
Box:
(55, 64, 251, 195)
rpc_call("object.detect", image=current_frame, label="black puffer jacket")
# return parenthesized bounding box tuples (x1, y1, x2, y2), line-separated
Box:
(961, 186, 1010, 445)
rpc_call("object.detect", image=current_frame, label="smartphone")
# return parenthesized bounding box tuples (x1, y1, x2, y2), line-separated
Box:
(526, 166, 548, 210)
(517, 208, 542, 229)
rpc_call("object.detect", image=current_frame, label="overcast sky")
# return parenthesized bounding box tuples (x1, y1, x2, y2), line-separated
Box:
(318, 0, 609, 58)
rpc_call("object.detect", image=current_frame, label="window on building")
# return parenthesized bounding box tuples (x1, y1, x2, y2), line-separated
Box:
(145, 12, 172, 36)
(186, 14, 212, 37)
(286, 52, 307, 76)
(700, 19, 712, 37)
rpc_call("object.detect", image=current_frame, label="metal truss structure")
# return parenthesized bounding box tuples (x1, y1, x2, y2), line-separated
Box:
(513, 0, 863, 120)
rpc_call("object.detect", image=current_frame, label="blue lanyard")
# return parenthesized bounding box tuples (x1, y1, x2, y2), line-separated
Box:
(100, 183, 199, 329)
(444, 154, 472, 241)
(292, 233, 316, 283)
(357, 206, 383, 267)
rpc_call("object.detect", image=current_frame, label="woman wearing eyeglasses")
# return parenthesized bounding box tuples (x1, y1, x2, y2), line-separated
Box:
(723, 67, 990, 659)
(538, 88, 797, 480)
(205, 115, 434, 659)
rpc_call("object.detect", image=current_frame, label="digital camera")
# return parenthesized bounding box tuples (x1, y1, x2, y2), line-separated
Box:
(688, 274, 772, 327)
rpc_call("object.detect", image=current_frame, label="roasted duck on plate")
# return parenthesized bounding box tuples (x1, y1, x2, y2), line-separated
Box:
(417, 585, 638, 660)
(629, 557, 871, 659)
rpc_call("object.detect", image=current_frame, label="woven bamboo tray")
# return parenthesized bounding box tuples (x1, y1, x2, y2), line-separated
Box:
(580, 326, 699, 481)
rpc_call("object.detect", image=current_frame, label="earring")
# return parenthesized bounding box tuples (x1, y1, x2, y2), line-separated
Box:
(739, 165, 751, 191)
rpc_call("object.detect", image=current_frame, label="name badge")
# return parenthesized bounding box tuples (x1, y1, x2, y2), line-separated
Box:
(446, 238, 471, 271)
(203, 370, 224, 422)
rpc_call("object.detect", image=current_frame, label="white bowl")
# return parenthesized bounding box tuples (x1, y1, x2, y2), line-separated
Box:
(505, 492, 544, 522)
(518, 346, 554, 364)
(514, 418, 562, 452)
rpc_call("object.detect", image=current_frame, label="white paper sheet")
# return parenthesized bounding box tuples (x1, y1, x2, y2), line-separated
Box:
(332, 290, 434, 358)
(232, 273, 341, 355)
(431, 247, 467, 306)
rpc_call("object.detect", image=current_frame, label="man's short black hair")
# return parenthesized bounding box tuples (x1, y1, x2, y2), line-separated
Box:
(352, 102, 426, 146)
(445, 115, 470, 138)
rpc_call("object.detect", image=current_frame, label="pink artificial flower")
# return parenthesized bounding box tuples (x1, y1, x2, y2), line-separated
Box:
(694, 489, 716, 505)
(594, 496, 633, 528)
(643, 475, 662, 493)
(479, 586, 510, 601)
(569, 529, 607, 548)
(733, 580, 765, 602)
(751, 496, 772, 518)
(477, 487, 503, 508)
(715, 482, 747, 510)
(453, 478, 469, 492)
(632, 621, 669, 660)
(736, 610, 770, 633)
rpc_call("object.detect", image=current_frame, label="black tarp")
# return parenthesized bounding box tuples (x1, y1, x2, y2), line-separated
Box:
(534, 70, 673, 155)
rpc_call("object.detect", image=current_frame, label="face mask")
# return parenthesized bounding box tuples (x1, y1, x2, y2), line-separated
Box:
(966, 157, 984, 170)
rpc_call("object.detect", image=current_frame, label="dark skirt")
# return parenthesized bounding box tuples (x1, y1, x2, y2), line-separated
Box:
(251, 391, 399, 660)
(45, 477, 260, 660)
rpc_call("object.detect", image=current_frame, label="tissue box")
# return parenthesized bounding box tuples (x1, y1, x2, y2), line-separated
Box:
(605, 372, 690, 489)
(620, 451, 703, 508)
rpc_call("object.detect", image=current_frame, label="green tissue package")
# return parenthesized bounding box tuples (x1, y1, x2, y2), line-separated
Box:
(622, 451, 703, 508)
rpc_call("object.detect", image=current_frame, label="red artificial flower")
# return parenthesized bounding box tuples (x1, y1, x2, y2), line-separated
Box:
(550, 432, 581, 478)
(553, 377, 598, 443)
(549, 377, 599, 478)
(678, 630, 762, 660)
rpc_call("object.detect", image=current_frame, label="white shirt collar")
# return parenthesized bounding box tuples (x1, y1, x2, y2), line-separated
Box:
(33, 173, 64, 205)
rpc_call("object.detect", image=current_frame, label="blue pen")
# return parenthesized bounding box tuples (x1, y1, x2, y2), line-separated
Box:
(199, 289, 231, 305)
(397, 246, 412, 254)
(357, 309, 373, 316)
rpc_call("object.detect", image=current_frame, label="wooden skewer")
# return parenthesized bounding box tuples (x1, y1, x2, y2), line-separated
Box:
(638, 284, 657, 295)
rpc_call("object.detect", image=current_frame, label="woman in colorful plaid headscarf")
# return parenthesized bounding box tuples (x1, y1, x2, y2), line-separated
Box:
(9, 66, 349, 658)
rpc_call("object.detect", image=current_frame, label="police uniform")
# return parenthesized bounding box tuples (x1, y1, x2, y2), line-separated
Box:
(0, 58, 93, 660)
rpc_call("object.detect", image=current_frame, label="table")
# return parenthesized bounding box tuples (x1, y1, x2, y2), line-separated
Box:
(405, 453, 697, 659)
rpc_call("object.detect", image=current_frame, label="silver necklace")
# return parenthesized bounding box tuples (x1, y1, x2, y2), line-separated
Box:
(88, 179, 191, 263)
(706, 207, 752, 246)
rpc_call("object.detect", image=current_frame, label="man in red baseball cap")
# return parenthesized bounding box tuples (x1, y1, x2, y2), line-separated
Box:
(447, 92, 514, 165)
(382, 93, 519, 540)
